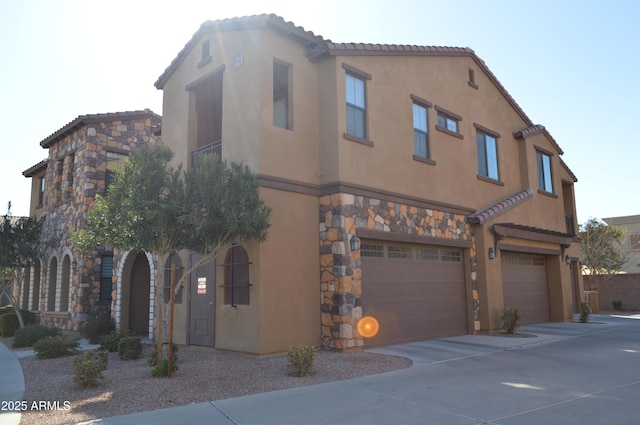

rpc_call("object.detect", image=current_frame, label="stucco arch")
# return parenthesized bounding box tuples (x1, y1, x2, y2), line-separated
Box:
(115, 250, 155, 336)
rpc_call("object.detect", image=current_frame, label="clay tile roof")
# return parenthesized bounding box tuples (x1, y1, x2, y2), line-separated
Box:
(467, 188, 534, 225)
(22, 159, 49, 177)
(154, 14, 325, 89)
(39, 109, 161, 148)
(513, 124, 563, 155)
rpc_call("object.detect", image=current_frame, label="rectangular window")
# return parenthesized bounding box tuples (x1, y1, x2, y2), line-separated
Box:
(100, 256, 113, 301)
(388, 246, 412, 259)
(273, 61, 291, 129)
(536, 151, 554, 193)
(105, 152, 128, 195)
(441, 250, 461, 262)
(418, 248, 438, 261)
(413, 103, 429, 158)
(38, 177, 45, 206)
(630, 234, 640, 251)
(477, 131, 499, 180)
(346, 73, 367, 139)
(361, 244, 384, 257)
(437, 113, 458, 133)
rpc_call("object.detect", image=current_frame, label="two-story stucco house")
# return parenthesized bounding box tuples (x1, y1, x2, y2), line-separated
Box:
(149, 14, 583, 353)
(21, 110, 161, 332)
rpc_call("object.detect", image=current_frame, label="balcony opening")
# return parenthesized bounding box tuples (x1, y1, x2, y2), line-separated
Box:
(191, 70, 223, 167)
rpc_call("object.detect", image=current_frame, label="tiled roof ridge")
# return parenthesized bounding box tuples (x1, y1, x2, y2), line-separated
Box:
(467, 188, 534, 225)
(40, 109, 161, 148)
(22, 158, 49, 177)
(560, 157, 578, 183)
(513, 125, 563, 155)
(324, 42, 474, 55)
(155, 14, 325, 89)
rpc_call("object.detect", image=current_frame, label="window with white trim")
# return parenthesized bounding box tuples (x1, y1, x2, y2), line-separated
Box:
(413, 103, 429, 158)
(476, 131, 499, 180)
(536, 151, 554, 193)
(346, 73, 367, 139)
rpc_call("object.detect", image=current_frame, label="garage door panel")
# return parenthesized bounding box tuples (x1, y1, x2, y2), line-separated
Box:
(502, 253, 550, 325)
(361, 243, 467, 347)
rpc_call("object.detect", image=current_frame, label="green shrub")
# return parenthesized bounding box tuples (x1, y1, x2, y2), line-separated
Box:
(73, 350, 108, 388)
(501, 307, 521, 335)
(0, 312, 21, 337)
(98, 330, 137, 353)
(118, 335, 142, 360)
(613, 300, 623, 311)
(149, 342, 179, 377)
(579, 301, 591, 323)
(81, 314, 115, 344)
(34, 336, 79, 359)
(13, 325, 60, 348)
(287, 345, 316, 377)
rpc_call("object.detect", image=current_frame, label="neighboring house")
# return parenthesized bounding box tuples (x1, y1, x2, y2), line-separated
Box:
(21, 110, 161, 331)
(151, 14, 583, 353)
(603, 215, 640, 273)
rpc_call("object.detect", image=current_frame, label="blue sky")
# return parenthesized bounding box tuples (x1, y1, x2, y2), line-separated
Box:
(1, 0, 638, 223)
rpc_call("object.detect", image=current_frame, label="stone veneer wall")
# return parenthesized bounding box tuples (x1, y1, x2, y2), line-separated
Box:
(38, 116, 159, 330)
(319, 192, 478, 350)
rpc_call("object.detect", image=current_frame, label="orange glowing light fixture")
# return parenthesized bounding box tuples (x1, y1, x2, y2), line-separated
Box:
(357, 316, 379, 338)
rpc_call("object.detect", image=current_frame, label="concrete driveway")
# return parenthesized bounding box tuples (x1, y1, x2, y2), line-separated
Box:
(77, 314, 640, 425)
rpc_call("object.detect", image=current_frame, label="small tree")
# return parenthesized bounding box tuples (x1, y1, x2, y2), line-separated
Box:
(0, 202, 43, 328)
(580, 217, 627, 292)
(74, 145, 270, 367)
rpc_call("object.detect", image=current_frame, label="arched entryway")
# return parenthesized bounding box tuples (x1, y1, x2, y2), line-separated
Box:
(119, 252, 151, 336)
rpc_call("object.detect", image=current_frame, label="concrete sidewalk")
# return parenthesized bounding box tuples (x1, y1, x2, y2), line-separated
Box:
(4, 315, 640, 425)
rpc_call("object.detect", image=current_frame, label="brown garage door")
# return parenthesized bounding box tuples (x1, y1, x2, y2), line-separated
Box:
(502, 253, 550, 325)
(361, 242, 467, 347)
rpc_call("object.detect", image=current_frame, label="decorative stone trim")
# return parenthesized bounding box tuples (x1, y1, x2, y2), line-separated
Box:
(319, 192, 479, 350)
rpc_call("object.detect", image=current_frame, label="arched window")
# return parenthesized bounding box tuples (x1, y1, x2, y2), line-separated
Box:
(31, 260, 41, 311)
(60, 256, 71, 312)
(164, 253, 183, 304)
(47, 257, 57, 311)
(223, 246, 250, 306)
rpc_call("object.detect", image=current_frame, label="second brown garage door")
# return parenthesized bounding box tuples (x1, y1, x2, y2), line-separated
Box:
(360, 242, 468, 347)
(502, 253, 550, 325)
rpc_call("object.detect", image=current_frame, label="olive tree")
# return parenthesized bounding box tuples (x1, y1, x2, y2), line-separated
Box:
(0, 203, 43, 327)
(74, 145, 270, 365)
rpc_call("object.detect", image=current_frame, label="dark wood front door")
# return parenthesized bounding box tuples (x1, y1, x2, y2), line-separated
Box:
(129, 252, 150, 335)
(189, 253, 215, 347)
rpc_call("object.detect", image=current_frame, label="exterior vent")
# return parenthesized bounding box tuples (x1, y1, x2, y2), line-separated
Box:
(468, 68, 478, 89)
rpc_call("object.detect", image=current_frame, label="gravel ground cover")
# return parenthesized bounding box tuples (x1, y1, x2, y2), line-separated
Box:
(2, 339, 411, 425)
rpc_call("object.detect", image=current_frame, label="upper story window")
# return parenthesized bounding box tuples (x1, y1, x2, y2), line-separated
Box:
(435, 105, 463, 139)
(105, 151, 128, 195)
(346, 73, 367, 139)
(273, 60, 292, 129)
(38, 177, 45, 206)
(476, 130, 500, 181)
(536, 150, 554, 193)
(630, 234, 640, 251)
(413, 103, 429, 159)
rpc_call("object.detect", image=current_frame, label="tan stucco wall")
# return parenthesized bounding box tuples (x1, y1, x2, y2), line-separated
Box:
(213, 187, 319, 354)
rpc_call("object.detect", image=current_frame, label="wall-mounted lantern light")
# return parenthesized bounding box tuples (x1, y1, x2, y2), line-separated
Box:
(488, 247, 495, 260)
(350, 235, 360, 251)
(565, 255, 571, 265)
(71, 259, 77, 271)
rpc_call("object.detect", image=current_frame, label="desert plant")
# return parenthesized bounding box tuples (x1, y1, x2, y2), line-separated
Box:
(99, 330, 137, 353)
(149, 342, 178, 377)
(613, 300, 623, 311)
(81, 314, 115, 344)
(73, 350, 108, 388)
(501, 307, 521, 335)
(34, 335, 79, 359)
(579, 301, 591, 323)
(12, 324, 60, 348)
(117, 335, 142, 360)
(287, 345, 316, 377)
